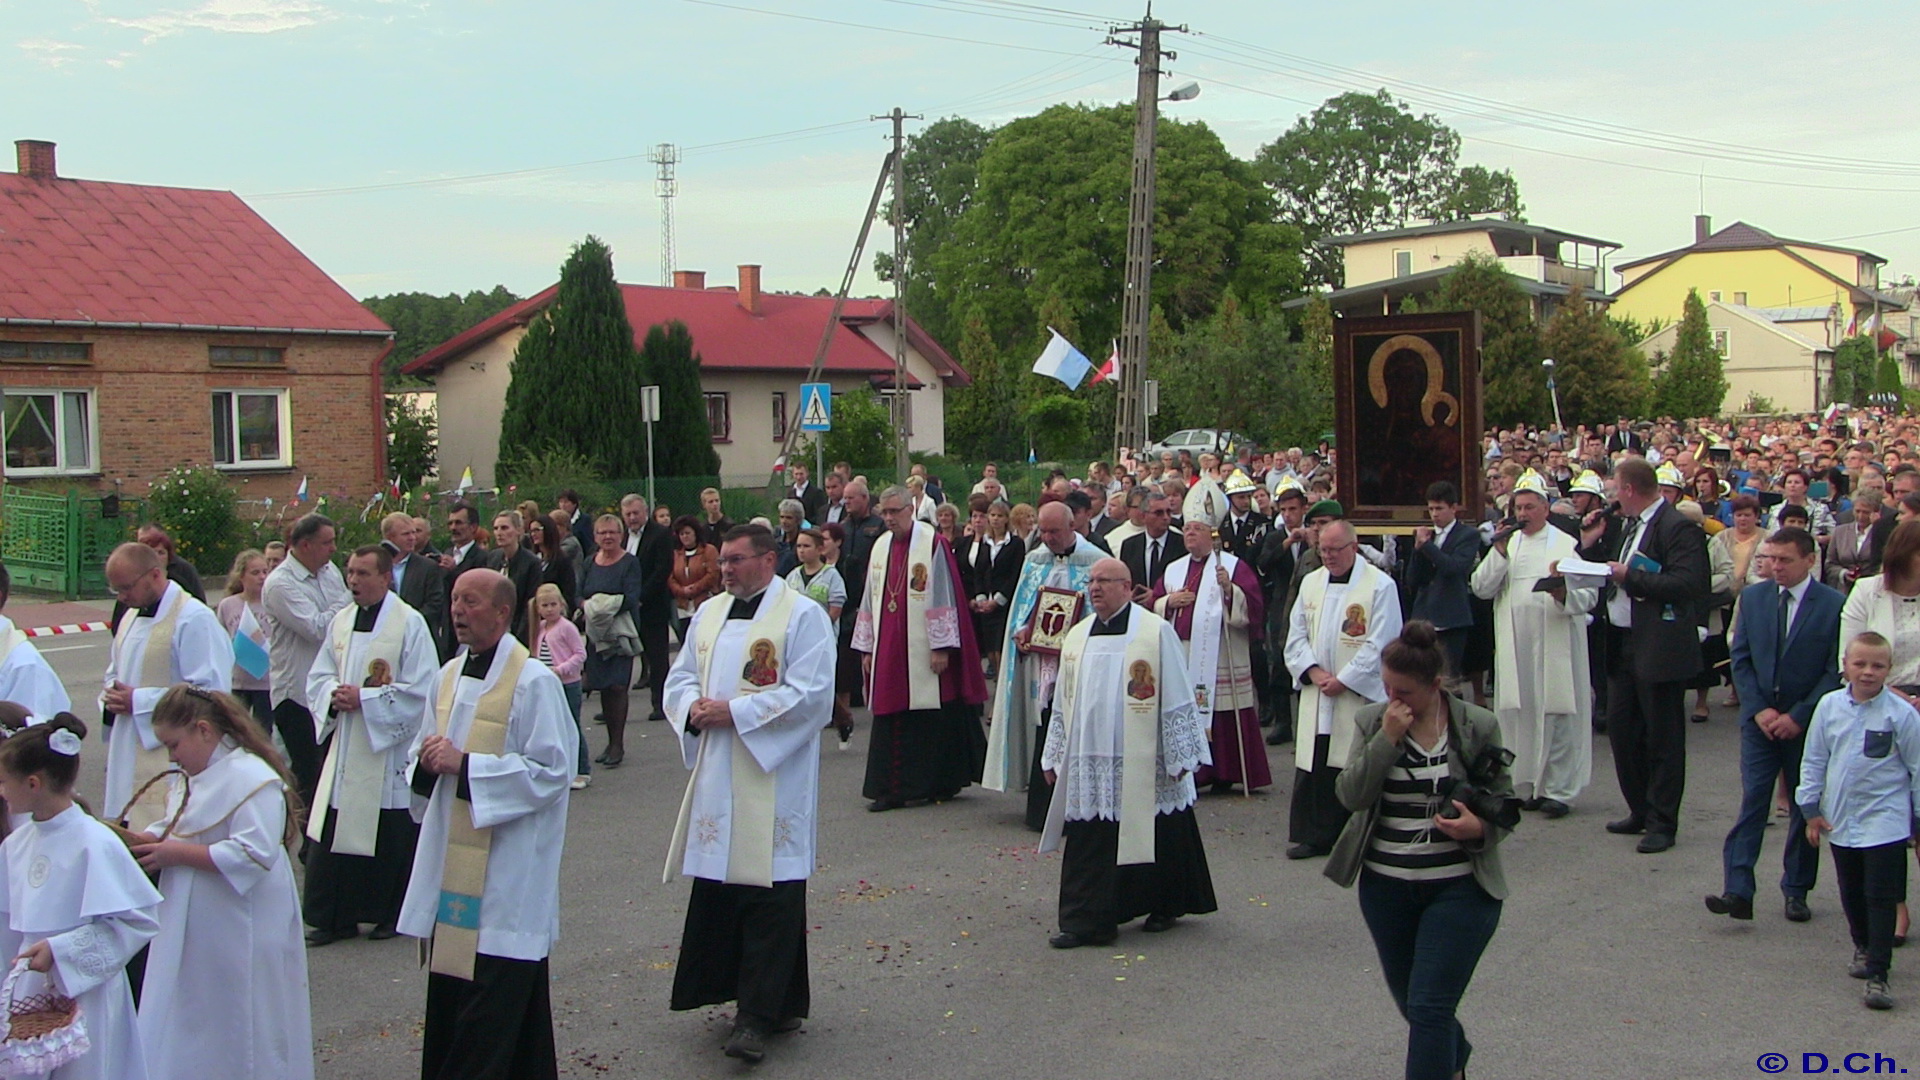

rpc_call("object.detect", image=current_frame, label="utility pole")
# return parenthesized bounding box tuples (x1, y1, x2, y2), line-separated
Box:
(649, 143, 681, 286)
(1108, 10, 1184, 457)
(874, 107, 922, 478)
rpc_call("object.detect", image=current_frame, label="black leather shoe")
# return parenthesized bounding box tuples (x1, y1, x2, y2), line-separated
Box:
(724, 1022, 767, 1063)
(867, 799, 904, 813)
(1285, 843, 1326, 860)
(1636, 832, 1675, 854)
(1784, 897, 1812, 923)
(1704, 893, 1754, 920)
(305, 927, 359, 947)
(1265, 729, 1291, 746)
(1049, 930, 1117, 949)
(367, 923, 399, 941)
(770, 1016, 803, 1034)
(1605, 816, 1647, 835)
(1536, 799, 1571, 819)
(1141, 914, 1177, 933)
(1520, 797, 1543, 811)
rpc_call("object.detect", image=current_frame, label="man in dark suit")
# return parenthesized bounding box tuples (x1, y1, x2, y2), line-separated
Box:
(1579, 457, 1711, 854)
(621, 493, 674, 721)
(837, 480, 886, 704)
(1119, 491, 1185, 602)
(788, 462, 828, 526)
(1258, 482, 1313, 746)
(1706, 526, 1843, 922)
(381, 511, 448, 660)
(558, 489, 595, 556)
(1605, 420, 1646, 457)
(1406, 480, 1485, 682)
(436, 500, 489, 614)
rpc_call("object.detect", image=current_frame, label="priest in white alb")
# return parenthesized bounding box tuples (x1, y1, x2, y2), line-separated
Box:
(1040, 558, 1216, 948)
(399, 570, 574, 1080)
(304, 544, 438, 946)
(663, 524, 835, 1065)
(984, 502, 1104, 830)
(1469, 468, 1595, 817)
(0, 566, 69, 720)
(1153, 518, 1271, 794)
(101, 542, 232, 831)
(1284, 518, 1402, 860)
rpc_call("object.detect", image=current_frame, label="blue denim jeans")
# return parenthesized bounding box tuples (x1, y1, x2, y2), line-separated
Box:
(1358, 870, 1502, 1080)
(563, 681, 589, 776)
(1720, 716, 1816, 901)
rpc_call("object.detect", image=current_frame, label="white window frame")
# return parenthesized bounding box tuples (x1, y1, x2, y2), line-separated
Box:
(1, 387, 97, 477)
(704, 392, 731, 443)
(771, 391, 787, 441)
(1393, 249, 1413, 278)
(1712, 328, 1731, 358)
(211, 387, 292, 470)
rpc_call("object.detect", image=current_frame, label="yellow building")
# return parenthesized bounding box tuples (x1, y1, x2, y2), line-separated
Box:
(1612, 217, 1900, 331)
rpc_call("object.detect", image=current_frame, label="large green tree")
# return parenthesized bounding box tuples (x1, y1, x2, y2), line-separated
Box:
(1150, 293, 1330, 451)
(1831, 334, 1879, 407)
(363, 286, 521, 385)
(1653, 289, 1729, 418)
(1539, 284, 1651, 428)
(637, 321, 719, 477)
(497, 236, 650, 479)
(1408, 253, 1544, 427)
(1255, 90, 1524, 287)
(874, 116, 992, 349)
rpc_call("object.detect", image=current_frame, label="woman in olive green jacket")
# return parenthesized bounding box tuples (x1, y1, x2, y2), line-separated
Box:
(1323, 620, 1513, 1080)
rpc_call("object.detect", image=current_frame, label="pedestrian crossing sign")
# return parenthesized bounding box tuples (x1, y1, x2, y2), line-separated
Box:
(799, 382, 832, 431)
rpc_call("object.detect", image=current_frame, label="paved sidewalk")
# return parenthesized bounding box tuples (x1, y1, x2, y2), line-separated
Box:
(3, 597, 116, 635)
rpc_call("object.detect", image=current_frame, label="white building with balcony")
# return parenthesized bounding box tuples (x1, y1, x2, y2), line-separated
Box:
(1287, 216, 1621, 321)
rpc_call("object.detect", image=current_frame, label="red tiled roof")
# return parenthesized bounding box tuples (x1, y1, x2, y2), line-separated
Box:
(404, 282, 969, 386)
(0, 171, 390, 334)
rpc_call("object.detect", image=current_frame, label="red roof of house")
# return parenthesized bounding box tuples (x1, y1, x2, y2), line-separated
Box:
(404, 281, 969, 387)
(0, 169, 390, 334)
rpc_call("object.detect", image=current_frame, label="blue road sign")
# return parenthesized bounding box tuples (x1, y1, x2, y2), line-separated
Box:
(799, 382, 832, 431)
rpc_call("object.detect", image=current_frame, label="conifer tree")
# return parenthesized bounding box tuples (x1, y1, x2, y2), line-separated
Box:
(1415, 253, 1543, 426)
(1540, 283, 1651, 427)
(497, 236, 649, 477)
(1653, 289, 1729, 418)
(640, 320, 720, 477)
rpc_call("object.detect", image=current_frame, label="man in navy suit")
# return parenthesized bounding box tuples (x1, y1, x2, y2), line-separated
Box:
(1707, 526, 1842, 922)
(1405, 480, 1485, 684)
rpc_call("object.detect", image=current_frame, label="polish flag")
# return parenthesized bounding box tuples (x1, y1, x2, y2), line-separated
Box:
(1089, 341, 1118, 385)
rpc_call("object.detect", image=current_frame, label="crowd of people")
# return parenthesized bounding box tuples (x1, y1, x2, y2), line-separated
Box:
(6, 406, 1920, 1077)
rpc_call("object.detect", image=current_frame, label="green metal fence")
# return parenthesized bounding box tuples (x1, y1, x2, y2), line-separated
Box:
(1, 486, 143, 599)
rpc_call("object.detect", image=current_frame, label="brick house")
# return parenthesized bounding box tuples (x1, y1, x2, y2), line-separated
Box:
(0, 139, 392, 502)
(406, 265, 970, 487)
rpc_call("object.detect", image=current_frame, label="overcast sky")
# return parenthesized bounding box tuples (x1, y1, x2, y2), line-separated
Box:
(11, 0, 1919, 307)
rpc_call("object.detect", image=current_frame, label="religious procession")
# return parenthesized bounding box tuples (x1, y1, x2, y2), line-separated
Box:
(7, 400, 1920, 1080)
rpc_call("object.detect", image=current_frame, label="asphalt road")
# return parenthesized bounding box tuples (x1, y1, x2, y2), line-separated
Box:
(35, 635, 1920, 1079)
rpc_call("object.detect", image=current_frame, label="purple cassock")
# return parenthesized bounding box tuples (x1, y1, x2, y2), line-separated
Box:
(1153, 552, 1272, 792)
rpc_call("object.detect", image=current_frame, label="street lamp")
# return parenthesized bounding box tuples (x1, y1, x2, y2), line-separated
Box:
(1163, 81, 1201, 102)
(1542, 357, 1565, 438)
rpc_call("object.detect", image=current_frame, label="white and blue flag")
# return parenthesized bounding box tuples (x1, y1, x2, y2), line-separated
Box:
(1030, 327, 1093, 389)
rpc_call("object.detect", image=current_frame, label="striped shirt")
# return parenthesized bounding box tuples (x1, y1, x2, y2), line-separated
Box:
(1365, 729, 1472, 881)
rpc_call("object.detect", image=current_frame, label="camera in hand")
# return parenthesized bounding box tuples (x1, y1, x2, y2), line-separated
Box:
(1436, 744, 1521, 830)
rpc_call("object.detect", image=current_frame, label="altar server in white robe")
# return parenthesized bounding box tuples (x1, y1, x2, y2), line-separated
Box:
(663, 524, 835, 1065)
(1040, 559, 1216, 949)
(0, 714, 161, 1080)
(0, 564, 70, 718)
(303, 545, 438, 945)
(1285, 519, 1403, 860)
(1469, 469, 1595, 817)
(101, 542, 232, 832)
(398, 570, 574, 1080)
(133, 687, 312, 1080)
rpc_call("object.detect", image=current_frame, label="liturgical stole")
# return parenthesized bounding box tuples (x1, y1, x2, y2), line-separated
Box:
(1048, 613, 1162, 864)
(1162, 551, 1240, 713)
(1294, 560, 1382, 773)
(663, 585, 796, 889)
(308, 596, 411, 856)
(428, 640, 528, 981)
(866, 523, 940, 710)
(112, 592, 182, 830)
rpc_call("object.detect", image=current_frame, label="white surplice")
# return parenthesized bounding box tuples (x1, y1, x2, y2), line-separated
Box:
(0, 614, 70, 719)
(397, 647, 575, 961)
(1469, 525, 1596, 803)
(100, 581, 232, 824)
(1283, 568, 1400, 736)
(1041, 614, 1210, 821)
(663, 578, 836, 883)
(138, 741, 313, 1080)
(0, 804, 161, 1080)
(305, 594, 439, 813)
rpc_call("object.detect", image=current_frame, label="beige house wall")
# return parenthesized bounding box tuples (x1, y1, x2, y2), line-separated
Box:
(1783, 245, 1877, 289)
(1343, 232, 1494, 286)
(427, 324, 950, 488)
(1638, 303, 1825, 413)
